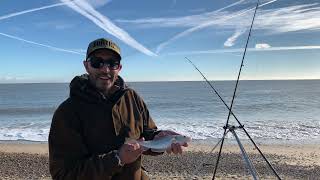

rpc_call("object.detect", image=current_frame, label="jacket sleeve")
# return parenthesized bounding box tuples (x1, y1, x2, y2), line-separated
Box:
(49, 100, 122, 180)
(130, 90, 159, 140)
(131, 90, 164, 156)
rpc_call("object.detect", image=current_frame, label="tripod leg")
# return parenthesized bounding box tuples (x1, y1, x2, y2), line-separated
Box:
(239, 126, 281, 179)
(231, 129, 259, 180)
(212, 129, 227, 180)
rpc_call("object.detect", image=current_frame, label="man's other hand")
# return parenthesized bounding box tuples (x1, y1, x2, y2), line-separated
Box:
(118, 141, 144, 165)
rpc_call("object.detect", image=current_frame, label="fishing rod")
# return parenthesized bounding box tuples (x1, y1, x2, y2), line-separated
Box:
(186, 57, 281, 179)
(186, 57, 242, 126)
(186, 0, 281, 179)
(213, 0, 260, 178)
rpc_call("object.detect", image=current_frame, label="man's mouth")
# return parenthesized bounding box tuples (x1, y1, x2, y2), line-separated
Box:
(99, 75, 112, 81)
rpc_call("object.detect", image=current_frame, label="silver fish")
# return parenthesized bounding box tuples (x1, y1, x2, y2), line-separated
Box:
(138, 135, 191, 152)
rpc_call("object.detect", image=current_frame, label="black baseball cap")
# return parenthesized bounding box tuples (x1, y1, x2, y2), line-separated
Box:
(86, 38, 121, 60)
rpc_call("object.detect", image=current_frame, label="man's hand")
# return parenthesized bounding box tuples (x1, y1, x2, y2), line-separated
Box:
(118, 141, 144, 165)
(154, 130, 189, 154)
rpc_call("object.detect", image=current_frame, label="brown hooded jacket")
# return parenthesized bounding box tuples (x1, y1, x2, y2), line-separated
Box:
(49, 74, 158, 180)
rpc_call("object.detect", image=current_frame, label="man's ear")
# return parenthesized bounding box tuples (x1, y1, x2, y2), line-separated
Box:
(83, 60, 90, 73)
(118, 64, 122, 71)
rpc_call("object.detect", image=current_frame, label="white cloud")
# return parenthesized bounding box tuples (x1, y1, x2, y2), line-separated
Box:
(2, 76, 14, 81)
(162, 0, 320, 52)
(255, 43, 271, 49)
(154, 0, 247, 53)
(156, 0, 277, 53)
(255, 4, 320, 33)
(60, 0, 157, 56)
(116, 0, 246, 28)
(167, 45, 320, 55)
(224, 29, 246, 47)
(0, 32, 84, 55)
(0, 75, 30, 83)
(116, 0, 318, 53)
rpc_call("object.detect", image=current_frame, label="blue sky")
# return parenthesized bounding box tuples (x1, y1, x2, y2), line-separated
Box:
(0, 0, 319, 83)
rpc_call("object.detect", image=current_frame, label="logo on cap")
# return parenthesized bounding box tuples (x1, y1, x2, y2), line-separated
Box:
(86, 38, 121, 60)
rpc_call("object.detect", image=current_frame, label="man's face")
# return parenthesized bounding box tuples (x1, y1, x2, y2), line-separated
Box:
(84, 49, 122, 94)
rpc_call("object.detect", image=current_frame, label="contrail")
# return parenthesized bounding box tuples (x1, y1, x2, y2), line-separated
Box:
(0, 1, 74, 21)
(156, 0, 278, 53)
(224, 28, 246, 47)
(1, 0, 156, 56)
(0, 32, 84, 55)
(166, 45, 320, 56)
(155, 0, 246, 53)
(214, 0, 247, 13)
(60, 0, 157, 56)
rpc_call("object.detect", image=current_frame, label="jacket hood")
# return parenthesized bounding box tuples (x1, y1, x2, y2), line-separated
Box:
(69, 74, 127, 104)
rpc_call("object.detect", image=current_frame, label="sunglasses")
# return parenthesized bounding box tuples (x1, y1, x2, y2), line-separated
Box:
(87, 56, 121, 70)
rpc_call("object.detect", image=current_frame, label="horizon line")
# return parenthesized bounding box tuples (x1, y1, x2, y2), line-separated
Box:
(0, 78, 319, 84)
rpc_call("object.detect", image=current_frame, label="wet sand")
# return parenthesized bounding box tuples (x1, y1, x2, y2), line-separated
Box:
(0, 142, 319, 179)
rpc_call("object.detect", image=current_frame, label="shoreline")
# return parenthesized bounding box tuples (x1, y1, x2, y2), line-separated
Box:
(2, 136, 320, 145)
(0, 142, 319, 179)
(0, 141, 319, 165)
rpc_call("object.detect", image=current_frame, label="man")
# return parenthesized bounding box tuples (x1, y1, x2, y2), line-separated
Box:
(49, 38, 187, 180)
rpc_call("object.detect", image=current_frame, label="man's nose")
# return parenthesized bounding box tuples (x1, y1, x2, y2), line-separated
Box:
(99, 64, 111, 72)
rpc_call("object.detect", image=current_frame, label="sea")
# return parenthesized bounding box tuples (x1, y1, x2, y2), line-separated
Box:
(0, 80, 319, 145)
